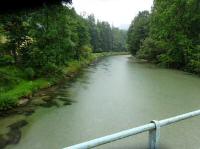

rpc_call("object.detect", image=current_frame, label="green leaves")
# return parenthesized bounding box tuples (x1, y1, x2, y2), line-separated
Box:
(127, 11, 150, 55)
(86, 14, 127, 53)
(128, 0, 200, 74)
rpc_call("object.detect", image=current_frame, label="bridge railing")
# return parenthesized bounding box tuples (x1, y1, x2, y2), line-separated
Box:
(63, 109, 200, 149)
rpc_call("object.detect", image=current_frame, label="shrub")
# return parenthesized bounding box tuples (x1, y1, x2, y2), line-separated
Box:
(186, 60, 200, 75)
(0, 67, 23, 91)
(0, 73, 19, 91)
(80, 45, 92, 58)
(39, 63, 62, 77)
(137, 38, 168, 62)
(0, 55, 14, 66)
(157, 54, 174, 68)
(24, 67, 35, 80)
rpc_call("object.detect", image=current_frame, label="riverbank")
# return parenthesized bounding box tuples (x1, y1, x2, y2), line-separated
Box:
(0, 52, 128, 111)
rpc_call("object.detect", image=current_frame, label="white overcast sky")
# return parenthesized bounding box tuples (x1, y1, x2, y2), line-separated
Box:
(72, 0, 154, 29)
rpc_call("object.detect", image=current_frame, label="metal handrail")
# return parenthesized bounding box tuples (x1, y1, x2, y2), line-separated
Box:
(63, 109, 200, 149)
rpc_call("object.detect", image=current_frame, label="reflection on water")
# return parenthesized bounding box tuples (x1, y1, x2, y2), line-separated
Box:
(1, 55, 200, 149)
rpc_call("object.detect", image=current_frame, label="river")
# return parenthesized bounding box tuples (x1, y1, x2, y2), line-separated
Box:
(1, 55, 200, 149)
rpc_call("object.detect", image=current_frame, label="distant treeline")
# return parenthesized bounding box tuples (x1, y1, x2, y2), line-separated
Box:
(127, 0, 200, 74)
(0, 4, 127, 77)
(87, 14, 127, 53)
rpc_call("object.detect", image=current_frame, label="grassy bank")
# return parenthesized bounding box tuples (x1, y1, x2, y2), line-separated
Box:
(0, 52, 127, 110)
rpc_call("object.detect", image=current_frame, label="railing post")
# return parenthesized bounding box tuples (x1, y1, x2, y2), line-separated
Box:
(149, 120, 160, 149)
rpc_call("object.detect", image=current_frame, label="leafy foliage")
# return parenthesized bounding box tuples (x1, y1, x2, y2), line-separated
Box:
(127, 11, 150, 55)
(86, 14, 127, 53)
(0, 55, 14, 66)
(0, 5, 127, 76)
(127, 0, 200, 74)
(0, 4, 127, 109)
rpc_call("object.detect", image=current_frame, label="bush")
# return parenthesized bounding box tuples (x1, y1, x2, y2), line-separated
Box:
(80, 45, 92, 58)
(0, 55, 14, 66)
(39, 63, 62, 77)
(0, 67, 23, 91)
(186, 60, 200, 75)
(137, 38, 168, 62)
(0, 95, 17, 110)
(24, 67, 35, 80)
(0, 73, 19, 92)
(157, 54, 174, 68)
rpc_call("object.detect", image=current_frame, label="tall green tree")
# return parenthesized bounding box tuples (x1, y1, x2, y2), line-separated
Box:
(128, 0, 200, 74)
(149, 0, 200, 68)
(86, 15, 127, 52)
(1, 13, 30, 64)
(112, 27, 127, 51)
(87, 14, 100, 52)
(127, 11, 150, 55)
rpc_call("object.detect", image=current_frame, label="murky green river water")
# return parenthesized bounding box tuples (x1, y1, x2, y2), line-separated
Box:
(1, 55, 200, 149)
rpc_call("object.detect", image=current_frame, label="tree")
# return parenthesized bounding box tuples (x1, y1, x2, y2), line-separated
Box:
(87, 14, 99, 52)
(112, 27, 127, 51)
(1, 13, 30, 64)
(86, 15, 127, 52)
(0, 3, 127, 77)
(127, 11, 150, 55)
(148, 0, 200, 68)
(128, 0, 200, 74)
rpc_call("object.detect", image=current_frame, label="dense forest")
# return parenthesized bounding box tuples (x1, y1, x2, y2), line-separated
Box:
(0, 3, 127, 109)
(127, 0, 200, 74)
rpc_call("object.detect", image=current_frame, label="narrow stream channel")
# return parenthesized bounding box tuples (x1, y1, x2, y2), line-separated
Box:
(1, 55, 200, 149)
